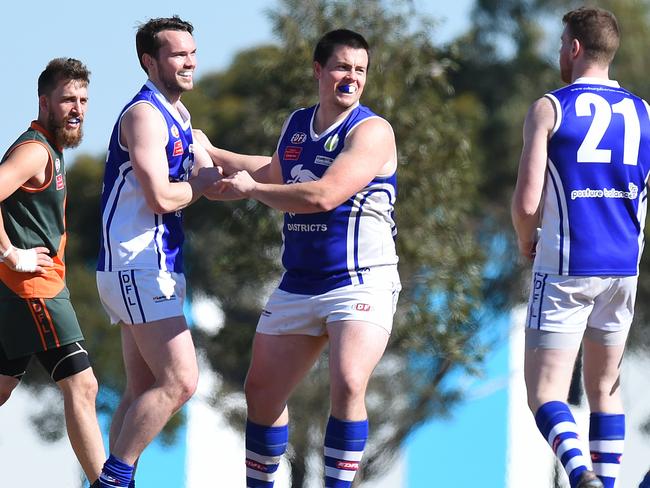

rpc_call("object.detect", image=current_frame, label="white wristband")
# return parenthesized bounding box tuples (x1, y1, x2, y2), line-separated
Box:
(0, 246, 13, 261)
(14, 248, 38, 273)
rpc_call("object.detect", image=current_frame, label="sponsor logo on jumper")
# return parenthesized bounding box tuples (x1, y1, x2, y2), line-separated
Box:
(56, 174, 64, 190)
(570, 182, 638, 200)
(314, 155, 334, 167)
(55, 158, 61, 173)
(290, 132, 307, 144)
(336, 461, 359, 471)
(284, 146, 302, 161)
(286, 223, 328, 232)
(173, 140, 184, 156)
(353, 303, 371, 312)
(171, 125, 180, 138)
(261, 309, 272, 317)
(324, 134, 339, 152)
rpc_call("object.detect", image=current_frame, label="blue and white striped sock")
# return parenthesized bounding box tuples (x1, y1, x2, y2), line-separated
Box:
(98, 454, 134, 488)
(535, 401, 590, 488)
(245, 420, 288, 488)
(323, 416, 368, 488)
(589, 412, 624, 488)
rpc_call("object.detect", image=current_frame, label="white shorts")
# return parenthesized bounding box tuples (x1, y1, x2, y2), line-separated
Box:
(96, 269, 186, 325)
(257, 278, 401, 336)
(525, 272, 637, 348)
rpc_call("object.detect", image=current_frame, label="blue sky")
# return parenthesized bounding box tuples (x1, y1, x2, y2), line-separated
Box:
(5, 0, 473, 161)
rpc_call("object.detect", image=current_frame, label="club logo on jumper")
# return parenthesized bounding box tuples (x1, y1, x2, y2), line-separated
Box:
(173, 140, 184, 156)
(324, 134, 339, 152)
(182, 155, 194, 181)
(171, 125, 180, 139)
(290, 132, 307, 144)
(56, 174, 64, 190)
(314, 155, 334, 167)
(353, 303, 371, 312)
(336, 460, 359, 471)
(55, 158, 61, 173)
(287, 164, 318, 184)
(284, 146, 302, 161)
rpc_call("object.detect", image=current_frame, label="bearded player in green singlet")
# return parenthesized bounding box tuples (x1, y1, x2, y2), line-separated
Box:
(0, 58, 105, 487)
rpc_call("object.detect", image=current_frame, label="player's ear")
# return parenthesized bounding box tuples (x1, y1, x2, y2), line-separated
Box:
(142, 53, 155, 74)
(571, 38, 580, 58)
(313, 61, 322, 81)
(38, 94, 49, 114)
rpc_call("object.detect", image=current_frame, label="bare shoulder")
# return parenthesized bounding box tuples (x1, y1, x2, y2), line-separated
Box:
(122, 101, 165, 128)
(2, 141, 50, 173)
(0, 141, 50, 192)
(348, 116, 395, 147)
(525, 96, 556, 130)
(120, 102, 167, 147)
(5, 140, 50, 163)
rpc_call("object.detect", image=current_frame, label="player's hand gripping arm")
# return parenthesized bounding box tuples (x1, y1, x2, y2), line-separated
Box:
(511, 96, 554, 261)
(0, 143, 54, 273)
(214, 117, 397, 213)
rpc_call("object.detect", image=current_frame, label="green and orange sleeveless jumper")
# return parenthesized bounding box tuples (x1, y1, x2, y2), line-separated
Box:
(0, 122, 83, 359)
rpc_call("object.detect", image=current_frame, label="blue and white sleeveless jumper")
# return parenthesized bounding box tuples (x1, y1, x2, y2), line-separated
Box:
(276, 103, 398, 295)
(98, 81, 194, 274)
(535, 78, 650, 276)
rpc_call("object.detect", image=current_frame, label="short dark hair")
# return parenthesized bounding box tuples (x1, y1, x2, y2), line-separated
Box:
(313, 29, 370, 68)
(563, 7, 620, 65)
(37, 58, 90, 97)
(136, 16, 194, 73)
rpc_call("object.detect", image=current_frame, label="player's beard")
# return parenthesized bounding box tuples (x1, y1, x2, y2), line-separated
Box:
(49, 112, 84, 148)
